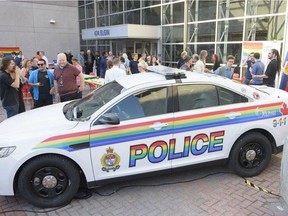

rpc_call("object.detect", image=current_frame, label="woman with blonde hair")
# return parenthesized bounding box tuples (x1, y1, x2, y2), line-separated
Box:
(138, 60, 148, 73)
(21, 59, 33, 109)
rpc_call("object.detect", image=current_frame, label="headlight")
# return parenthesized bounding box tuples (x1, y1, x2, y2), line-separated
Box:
(0, 146, 16, 158)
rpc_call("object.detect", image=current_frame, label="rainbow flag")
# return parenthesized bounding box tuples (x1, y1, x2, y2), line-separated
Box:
(0, 47, 20, 57)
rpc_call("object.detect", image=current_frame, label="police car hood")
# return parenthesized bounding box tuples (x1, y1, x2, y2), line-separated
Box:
(0, 103, 77, 139)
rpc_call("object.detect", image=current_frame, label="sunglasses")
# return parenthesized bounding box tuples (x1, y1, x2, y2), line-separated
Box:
(37, 63, 44, 66)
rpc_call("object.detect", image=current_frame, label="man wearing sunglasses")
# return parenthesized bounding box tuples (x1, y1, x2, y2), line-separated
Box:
(28, 59, 54, 108)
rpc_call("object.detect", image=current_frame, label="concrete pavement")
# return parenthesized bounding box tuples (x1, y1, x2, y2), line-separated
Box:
(0, 101, 288, 216)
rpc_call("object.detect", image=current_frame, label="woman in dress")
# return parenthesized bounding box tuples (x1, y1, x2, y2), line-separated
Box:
(21, 59, 33, 109)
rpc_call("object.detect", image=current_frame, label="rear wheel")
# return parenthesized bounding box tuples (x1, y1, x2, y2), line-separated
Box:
(229, 132, 272, 177)
(17, 155, 80, 208)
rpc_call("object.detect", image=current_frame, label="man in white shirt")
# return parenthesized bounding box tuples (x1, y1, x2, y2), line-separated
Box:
(192, 54, 205, 72)
(104, 57, 126, 84)
(39, 51, 49, 69)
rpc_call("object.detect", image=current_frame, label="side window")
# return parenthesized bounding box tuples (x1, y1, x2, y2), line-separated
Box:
(107, 87, 168, 121)
(177, 85, 218, 111)
(217, 86, 248, 105)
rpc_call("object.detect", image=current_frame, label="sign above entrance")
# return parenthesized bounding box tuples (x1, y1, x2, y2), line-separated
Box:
(82, 24, 161, 40)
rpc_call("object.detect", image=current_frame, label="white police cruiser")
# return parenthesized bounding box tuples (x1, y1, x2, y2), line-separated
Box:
(0, 66, 287, 208)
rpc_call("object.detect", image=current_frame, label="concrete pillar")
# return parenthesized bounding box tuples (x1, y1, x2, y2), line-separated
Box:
(280, 137, 288, 204)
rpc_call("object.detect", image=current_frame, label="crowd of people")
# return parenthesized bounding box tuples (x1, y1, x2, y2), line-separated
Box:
(177, 49, 282, 87)
(0, 51, 85, 118)
(0, 49, 160, 118)
(0, 47, 283, 119)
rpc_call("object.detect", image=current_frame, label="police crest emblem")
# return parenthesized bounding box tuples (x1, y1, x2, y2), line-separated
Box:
(101, 147, 120, 172)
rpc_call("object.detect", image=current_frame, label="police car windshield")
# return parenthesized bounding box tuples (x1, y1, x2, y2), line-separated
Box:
(64, 81, 124, 121)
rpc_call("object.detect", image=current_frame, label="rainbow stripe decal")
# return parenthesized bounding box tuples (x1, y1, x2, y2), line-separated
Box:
(34, 102, 284, 151)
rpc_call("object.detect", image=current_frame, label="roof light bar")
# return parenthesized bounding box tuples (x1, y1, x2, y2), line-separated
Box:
(147, 65, 187, 80)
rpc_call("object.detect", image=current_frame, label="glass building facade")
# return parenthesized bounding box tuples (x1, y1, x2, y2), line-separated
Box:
(79, 0, 287, 70)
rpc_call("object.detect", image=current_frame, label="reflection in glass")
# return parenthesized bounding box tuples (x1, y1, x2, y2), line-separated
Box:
(217, 19, 244, 42)
(125, 10, 140, 24)
(97, 1, 109, 16)
(245, 15, 285, 41)
(110, 13, 124, 25)
(162, 44, 184, 66)
(143, 0, 161, 7)
(246, 0, 287, 15)
(218, 0, 245, 18)
(79, 6, 85, 20)
(124, 0, 141, 10)
(189, 22, 216, 43)
(142, 7, 161, 25)
(216, 43, 242, 65)
(110, 0, 123, 13)
(97, 16, 109, 27)
(189, 0, 217, 21)
(79, 20, 86, 31)
(86, 18, 95, 29)
(163, 2, 184, 24)
(162, 26, 183, 43)
(86, 3, 95, 18)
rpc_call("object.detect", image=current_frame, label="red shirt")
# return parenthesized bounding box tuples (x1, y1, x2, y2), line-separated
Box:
(54, 63, 80, 96)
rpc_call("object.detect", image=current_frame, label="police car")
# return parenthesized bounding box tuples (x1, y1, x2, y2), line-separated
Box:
(0, 66, 287, 208)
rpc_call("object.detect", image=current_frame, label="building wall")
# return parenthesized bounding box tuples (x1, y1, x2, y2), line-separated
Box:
(0, 1, 79, 63)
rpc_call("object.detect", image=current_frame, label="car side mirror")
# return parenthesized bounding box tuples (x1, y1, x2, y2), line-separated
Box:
(73, 107, 83, 119)
(95, 113, 120, 125)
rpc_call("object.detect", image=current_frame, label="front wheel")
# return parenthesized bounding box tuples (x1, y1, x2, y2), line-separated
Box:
(229, 132, 272, 177)
(17, 155, 80, 208)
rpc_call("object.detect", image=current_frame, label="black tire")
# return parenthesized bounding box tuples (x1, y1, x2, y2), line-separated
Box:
(229, 132, 272, 177)
(17, 155, 80, 208)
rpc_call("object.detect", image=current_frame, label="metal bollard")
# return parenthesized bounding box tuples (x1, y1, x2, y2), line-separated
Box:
(281, 137, 288, 204)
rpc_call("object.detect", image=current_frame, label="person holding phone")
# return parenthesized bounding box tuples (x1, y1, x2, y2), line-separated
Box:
(0, 57, 21, 118)
(28, 59, 54, 108)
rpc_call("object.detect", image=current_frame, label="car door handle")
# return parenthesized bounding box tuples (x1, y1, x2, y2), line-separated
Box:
(225, 112, 242, 119)
(149, 122, 169, 130)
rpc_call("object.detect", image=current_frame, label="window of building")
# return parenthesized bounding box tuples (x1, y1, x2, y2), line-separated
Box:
(97, 1, 109, 16)
(189, 22, 216, 43)
(110, 13, 124, 25)
(162, 44, 186, 66)
(246, 0, 287, 15)
(217, 19, 244, 42)
(245, 15, 285, 41)
(107, 87, 168, 121)
(163, 2, 184, 24)
(218, 0, 245, 19)
(142, 6, 161, 25)
(110, 0, 123, 13)
(124, 0, 141, 10)
(85, 3, 95, 18)
(216, 43, 242, 65)
(86, 18, 95, 29)
(79, 6, 85, 20)
(79, 20, 86, 32)
(162, 26, 184, 43)
(125, 10, 140, 24)
(189, 0, 217, 21)
(97, 16, 109, 27)
(78, 1, 84, 7)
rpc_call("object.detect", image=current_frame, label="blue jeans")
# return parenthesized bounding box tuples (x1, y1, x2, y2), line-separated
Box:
(4, 104, 19, 118)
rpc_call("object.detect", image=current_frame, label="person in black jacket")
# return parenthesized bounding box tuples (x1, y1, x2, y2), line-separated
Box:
(84, 49, 95, 74)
